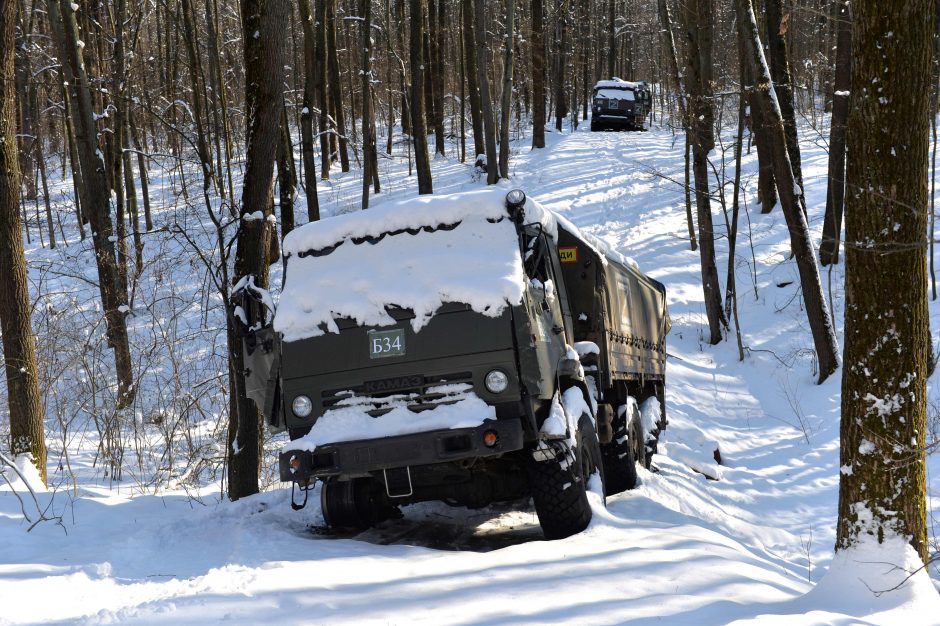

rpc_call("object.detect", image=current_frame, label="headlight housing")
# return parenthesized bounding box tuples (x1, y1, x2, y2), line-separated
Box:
(292, 395, 313, 417)
(484, 370, 509, 394)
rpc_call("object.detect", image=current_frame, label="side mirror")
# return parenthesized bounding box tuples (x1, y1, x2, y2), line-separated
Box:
(231, 274, 275, 338)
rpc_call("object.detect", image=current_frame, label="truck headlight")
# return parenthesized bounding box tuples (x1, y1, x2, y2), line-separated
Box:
(485, 370, 509, 394)
(292, 395, 313, 417)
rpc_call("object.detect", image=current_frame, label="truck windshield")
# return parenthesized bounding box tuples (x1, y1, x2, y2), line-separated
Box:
(595, 88, 635, 101)
(274, 215, 526, 342)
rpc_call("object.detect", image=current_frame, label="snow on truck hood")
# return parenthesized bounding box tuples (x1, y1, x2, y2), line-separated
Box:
(275, 189, 526, 342)
(274, 188, 637, 342)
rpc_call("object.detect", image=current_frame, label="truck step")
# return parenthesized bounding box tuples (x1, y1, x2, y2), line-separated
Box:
(383, 467, 413, 498)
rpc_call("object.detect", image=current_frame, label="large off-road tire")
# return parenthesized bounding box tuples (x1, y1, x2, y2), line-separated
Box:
(320, 477, 398, 530)
(528, 414, 604, 540)
(600, 403, 639, 495)
(630, 407, 650, 470)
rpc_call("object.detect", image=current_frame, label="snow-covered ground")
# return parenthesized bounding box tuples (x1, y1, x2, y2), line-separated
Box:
(2, 116, 939, 625)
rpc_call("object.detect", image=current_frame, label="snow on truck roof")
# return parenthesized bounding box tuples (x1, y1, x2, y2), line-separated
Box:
(593, 78, 644, 90)
(274, 188, 638, 342)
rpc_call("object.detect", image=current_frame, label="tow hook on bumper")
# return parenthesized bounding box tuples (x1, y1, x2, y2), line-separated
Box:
(279, 418, 525, 483)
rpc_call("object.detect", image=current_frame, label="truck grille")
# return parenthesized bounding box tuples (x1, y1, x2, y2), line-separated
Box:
(321, 372, 474, 417)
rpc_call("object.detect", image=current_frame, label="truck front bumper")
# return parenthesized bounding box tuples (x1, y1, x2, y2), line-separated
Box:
(595, 113, 637, 124)
(279, 418, 525, 483)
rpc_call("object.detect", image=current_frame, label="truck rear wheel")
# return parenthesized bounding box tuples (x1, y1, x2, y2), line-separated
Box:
(528, 414, 603, 540)
(600, 403, 639, 495)
(320, 477, 398, 530)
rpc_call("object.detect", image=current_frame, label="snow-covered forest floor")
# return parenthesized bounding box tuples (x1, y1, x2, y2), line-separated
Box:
(2, 115, 940, 624)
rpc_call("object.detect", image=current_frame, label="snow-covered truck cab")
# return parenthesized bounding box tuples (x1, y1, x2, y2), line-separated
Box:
(590, 78, 652, 131)
(233, 188, 669, 540)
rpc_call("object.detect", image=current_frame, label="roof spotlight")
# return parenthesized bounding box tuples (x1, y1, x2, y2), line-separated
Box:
(505, 189, 527, 222)
(505, 189, 526, 209)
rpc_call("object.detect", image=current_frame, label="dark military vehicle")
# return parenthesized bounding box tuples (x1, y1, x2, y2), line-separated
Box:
(233, 189, 669, 540)
(591, 79, 652, 131)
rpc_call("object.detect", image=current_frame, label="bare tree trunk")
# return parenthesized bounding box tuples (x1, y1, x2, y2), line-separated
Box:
(122, 118, 143, 279)
(819, 0, 851, 266)
(410, 0, 433, 193)
(681, 0, 725, 345)
(530, 0, 546, 148)
(428, 0, 446, 155)
(474, 0, 499, 184)
(837, 0, 933, 564)
(607, 0, 615, 77)
(13, 19, 35, 202)
(62, 85, 85, 239)
(462, 0, 485, 158)
(657, 0, 695, 250)
(109, 0, 131, 301)
(298, 0, 321, 221)
(326, 0, 350, 172)
(765, 0, 807, 216)
(459, 0, 467, 160)
(128, 111, 153, 231)
(735, 0, 840, 384)
(0, 1, 46, 483)
(552, 13, 568, 132)
(748, 74, 778, 212)
(498, 0, 516, 178)
(727, 74, 747, 362)
(361, 0, 377, 208)
(277, 102, 297, 237)
(228, 0, 288, 501)
(49, 0, 135, 408)
(315, 0, 330, 180)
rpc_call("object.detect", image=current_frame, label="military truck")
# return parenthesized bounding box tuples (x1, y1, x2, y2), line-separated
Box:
(233, 188, 670, 540)
(590, 79, 652, 131)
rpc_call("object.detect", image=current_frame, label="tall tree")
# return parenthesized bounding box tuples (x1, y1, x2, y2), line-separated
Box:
(606, 0, 616, 77)
(498, 0, 516, 178)
(228, 0, 288, 501)
(48, 0, 135, 408)
(474, 0, 498, 184)
(530, 0, 546, 148)
(427, 0, 445, 155)
(298, 0, 321, 221)
(818, 0, 852, 265)
(735, 0, 840, 384)
(1, 0, 46, 484)
(276, 102, 297, 237)
(681, 0, 724, 345)
(409, 0, 433, 193)
(746, 60, 779, 213)
(552, 9, 568, 132)
(315, 0, 330, 180)
(462, 0, 485, 157)
(326, 0, 350, 172)
(656, 0, 696, 251)
(837, 0, 933, 563)
(361, 0, 378, 208)
(765, 0, 807, 215)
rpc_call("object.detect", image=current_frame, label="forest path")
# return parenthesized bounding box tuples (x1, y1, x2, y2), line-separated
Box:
(3, 124, 918, 625)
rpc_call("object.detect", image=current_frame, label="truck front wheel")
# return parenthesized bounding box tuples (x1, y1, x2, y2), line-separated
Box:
(528, 414, 603, 540)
